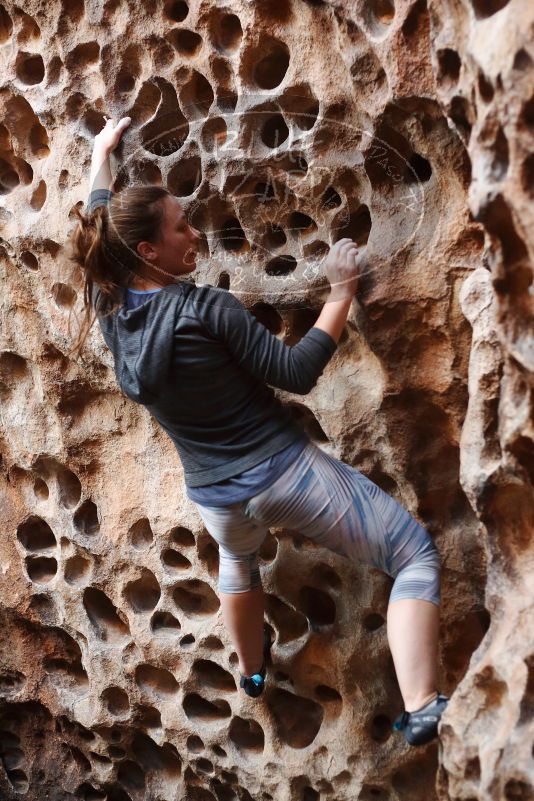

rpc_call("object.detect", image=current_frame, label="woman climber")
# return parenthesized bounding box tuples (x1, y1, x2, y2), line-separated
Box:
(68, 115, 449, 747)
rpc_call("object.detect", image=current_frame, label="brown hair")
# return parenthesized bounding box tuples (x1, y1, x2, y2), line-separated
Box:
(67, 185, 172, 359)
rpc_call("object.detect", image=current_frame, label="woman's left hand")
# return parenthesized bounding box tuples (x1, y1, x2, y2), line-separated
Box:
(94, 116, 131, 154)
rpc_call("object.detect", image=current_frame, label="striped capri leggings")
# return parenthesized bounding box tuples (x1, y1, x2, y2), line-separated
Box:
(193, 439, 441, 606)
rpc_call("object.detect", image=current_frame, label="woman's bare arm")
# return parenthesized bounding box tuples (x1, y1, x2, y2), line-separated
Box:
(88, 116, 131, 193)
(312, 238, 363, 344)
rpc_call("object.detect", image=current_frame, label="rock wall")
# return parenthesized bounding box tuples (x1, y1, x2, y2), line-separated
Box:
(0, 0, 532, 800)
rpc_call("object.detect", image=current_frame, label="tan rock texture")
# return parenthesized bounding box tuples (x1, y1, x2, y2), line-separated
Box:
(0, 0, 532, 799)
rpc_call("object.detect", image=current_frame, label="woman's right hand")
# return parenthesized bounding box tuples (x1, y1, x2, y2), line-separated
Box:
(324, 238, 363, 299)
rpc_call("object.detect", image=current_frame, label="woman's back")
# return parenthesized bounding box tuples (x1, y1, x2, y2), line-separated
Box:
(92, 273, 336, 488)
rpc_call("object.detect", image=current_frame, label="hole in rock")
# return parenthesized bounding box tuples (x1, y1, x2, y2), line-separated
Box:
(194, 757, 213, 774)
(33, 478, 49, 500)
(128, 518, 154, 550)
(151, 611, 181, 635)
(471, 0, 510, 18)
(124, 569, 161, 613)
(137, 161, 162, 184)
(368, 0, 395, 25)
(15, 51, 45, 84)
(217, 272, 230, 289)
(266, 594, 308, 644)
(47, 55, 63, 85)
(402, 0, 427, 37)
(261, 114, 289, 148)
(83, 587, 131, 642)
(183, 694, 231, 722)
(210, 13, 242, 52)
(437, 48, 461, 84)
(513, 48, 532, 71)
(64, 554, 91, 585)
(219, 217, 248, 252)
(363, 612, 385, 631)
(449, 95, 473, 140)
(101, 687, 130, 716)
(173, 579, 220, 617)
(140, 80, 189, 156)
(25, 555, 57, 583)
(298, 585, 336, 628)
(197, 535, 219, 578)
(170, 526, 195, 547)
(254, 180, 276, 202)
(259, 531, 278, 562)
(521, 155, 534, 199)
(280, 84, 319, 130)
(117, 760, 145, 791)
(0, 4, 13, 42)
(252, 38, 290, 89)
(283, 309, 320, 346)
(287, 212, 317, 238)
(405, 152, 432, 183)
(310, 563, 341, 590)
(285, 403, 329, 443)
(56, 466, 82, 508)
(477, 71, 494, 103)
(20, 250, 38, 269)
(265, 254, 297, 277)
(228, 717, 264, 753)
(180, 70, 214, 119)
(52, 282, 77, 308)
(73, 500, 100, 536)
(315, 684, 342, 702)
(250, 302, 283, 334)
(0, 158, 20, 193)
(65, 41, 100, 74)
(162, 548, 191, 570)
(168, 155, 202, 196)
(369, 713, 392, 742)
(164, 0, 188, 21)
(201, 117, 227, 151)
(192, 660, 236, 692)
(135, 663, 179, 696)
(30, 179, 46, 210)
(268, 688, 324, 748)
(334, 204, 372, 244)
(187, 735, 204, 752)
(264, 223, 287, 250)
(17, 515, 56, 551)
(212, 744, 226, 757)
(169, 29, 202, 57)
(200, 635, 224, 650)
(358, 785, 388, 800)
(180, 633, 195, 647)
(322, 186, 342, 211)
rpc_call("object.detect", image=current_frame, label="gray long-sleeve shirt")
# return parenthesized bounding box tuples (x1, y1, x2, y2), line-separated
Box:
(86, 189, 338, 487)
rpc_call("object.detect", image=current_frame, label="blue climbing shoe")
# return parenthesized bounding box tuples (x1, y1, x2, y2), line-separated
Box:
(239, 627, 272, 698)
(240, 669, 265, 698)
(392, 693, 449, 746)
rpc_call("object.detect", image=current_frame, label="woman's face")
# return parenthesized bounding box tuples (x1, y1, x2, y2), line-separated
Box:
(137, 195, 201, 277)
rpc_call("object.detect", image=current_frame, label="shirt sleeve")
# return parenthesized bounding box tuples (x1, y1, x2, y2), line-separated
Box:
(85, 188, 114, 213)
(197, 286, 338, 395)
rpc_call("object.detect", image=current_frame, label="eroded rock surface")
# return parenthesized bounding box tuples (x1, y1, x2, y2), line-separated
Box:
(0, 0, 532, 799)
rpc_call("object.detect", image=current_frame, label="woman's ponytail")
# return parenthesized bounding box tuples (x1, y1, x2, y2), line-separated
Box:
(66, 184, 170, 359)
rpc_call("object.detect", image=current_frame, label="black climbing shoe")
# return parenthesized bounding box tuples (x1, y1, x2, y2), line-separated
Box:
(239, 626, 272, 699)
(392, 693, 449, 746)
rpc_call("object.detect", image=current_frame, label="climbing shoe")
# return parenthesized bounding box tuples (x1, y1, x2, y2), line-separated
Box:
(239, 626, 272, 699)
(240, 668, 265, 698)
(392, 692, 449, 746)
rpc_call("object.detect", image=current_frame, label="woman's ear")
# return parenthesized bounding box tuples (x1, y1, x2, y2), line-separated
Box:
(136, 240, 158, 261)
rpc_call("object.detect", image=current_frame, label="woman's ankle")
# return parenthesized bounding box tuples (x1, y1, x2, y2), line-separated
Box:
(404, 689, 438, 713)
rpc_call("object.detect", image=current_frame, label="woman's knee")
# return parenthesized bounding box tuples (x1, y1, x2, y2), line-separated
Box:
(218, 550, 262, 594)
